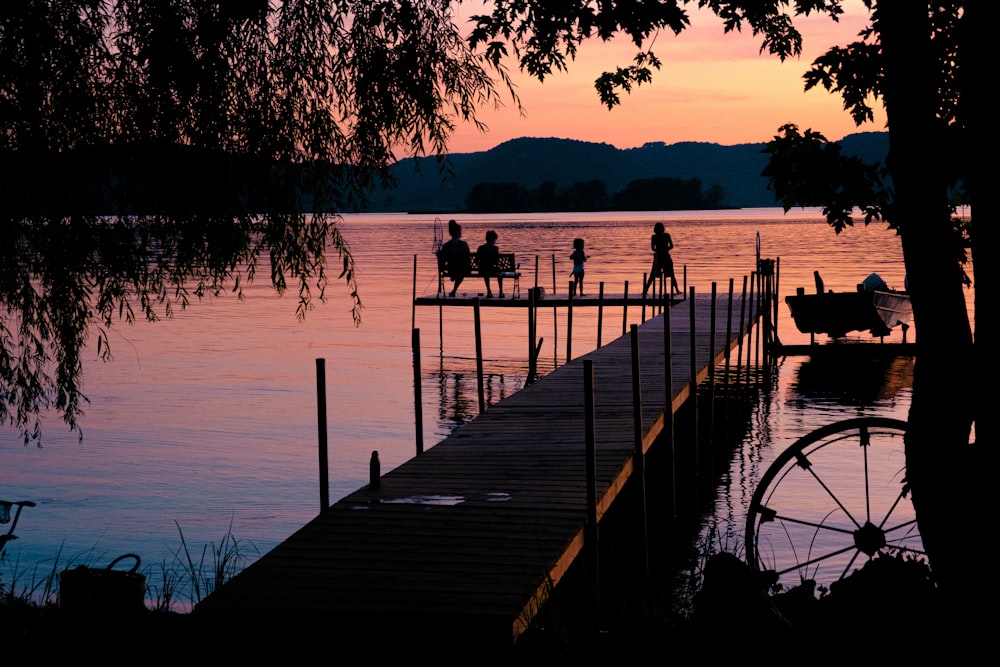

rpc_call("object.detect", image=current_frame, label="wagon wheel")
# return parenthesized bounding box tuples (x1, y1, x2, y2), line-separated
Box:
(745, 417, 925, 593)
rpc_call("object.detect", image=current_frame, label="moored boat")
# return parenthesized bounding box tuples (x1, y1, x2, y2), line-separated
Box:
(785, 272, 910, 339)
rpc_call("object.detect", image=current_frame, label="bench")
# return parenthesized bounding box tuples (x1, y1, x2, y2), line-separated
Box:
(437, 251, 521, 298)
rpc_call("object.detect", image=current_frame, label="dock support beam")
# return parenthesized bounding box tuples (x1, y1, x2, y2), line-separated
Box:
(583, 360, 600, 614)
(316, 358, 329, 512)
(629, 325, 650, 589)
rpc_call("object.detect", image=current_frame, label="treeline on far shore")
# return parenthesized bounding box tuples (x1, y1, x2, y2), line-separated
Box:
(464, 176, 727, 213)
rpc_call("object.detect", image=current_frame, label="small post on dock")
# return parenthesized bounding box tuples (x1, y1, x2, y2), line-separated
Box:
(411, 255, 417, 331)
(527, 287, 538, 383)
(566, 282, 574, 363)
(596, 282, 605, 348)
(315, 358, 329, 512)
(641, 272, 648, 322)
(412, 328, 424, 455)
(369, 451, 380, 490)
(708, 282, 717, 458)
(723, 278, 735, 431)
(746, 271, 756, 378)
(474, 299, 485, 413)
(583, 359, 600, 611)
(688, 287, 700, 500)
(737, 274, 748, 386)
(621, 280, 629, 335)
(629, 324, 650, 588)
(663, 297, 676, 525)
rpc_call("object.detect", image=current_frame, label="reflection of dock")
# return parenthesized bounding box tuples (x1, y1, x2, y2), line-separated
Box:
(198, 283, 769, 647)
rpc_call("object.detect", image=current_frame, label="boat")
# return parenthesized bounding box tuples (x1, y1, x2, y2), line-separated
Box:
(872, 288, 913, 331)
(785, 271, 911, 339)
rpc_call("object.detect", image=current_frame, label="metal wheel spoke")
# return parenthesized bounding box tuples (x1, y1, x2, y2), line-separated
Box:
(767, 511, 855, 536)
(771, 543, 858, 579)
(800, 463, 863, 530)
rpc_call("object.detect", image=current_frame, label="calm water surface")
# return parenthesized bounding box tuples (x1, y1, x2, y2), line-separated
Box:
(3, 208, 963, 609)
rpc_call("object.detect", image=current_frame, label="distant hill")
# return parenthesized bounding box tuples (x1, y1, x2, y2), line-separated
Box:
(366, 132, 889, 213)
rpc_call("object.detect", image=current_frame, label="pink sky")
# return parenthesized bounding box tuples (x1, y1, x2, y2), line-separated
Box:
(447, 1, 885, 154)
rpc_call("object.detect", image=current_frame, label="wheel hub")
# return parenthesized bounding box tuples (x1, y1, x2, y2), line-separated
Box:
(853, 520, 886, 556)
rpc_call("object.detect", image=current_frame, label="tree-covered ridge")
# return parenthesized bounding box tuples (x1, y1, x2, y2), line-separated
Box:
(465, 176, 726, 212)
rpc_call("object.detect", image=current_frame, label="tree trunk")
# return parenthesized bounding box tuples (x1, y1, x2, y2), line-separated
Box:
(961, 0, 999, 614)
(877, 1, 976, 609)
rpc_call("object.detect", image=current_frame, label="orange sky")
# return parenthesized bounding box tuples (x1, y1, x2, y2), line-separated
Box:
(447, 1, 885, 154)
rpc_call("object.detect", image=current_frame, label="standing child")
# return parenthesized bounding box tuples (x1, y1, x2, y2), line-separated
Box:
(569, 237, 588, 296)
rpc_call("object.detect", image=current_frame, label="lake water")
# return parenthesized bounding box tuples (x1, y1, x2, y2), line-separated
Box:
(3, 208, 962, 610)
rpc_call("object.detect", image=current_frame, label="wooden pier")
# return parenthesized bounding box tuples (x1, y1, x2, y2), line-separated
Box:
(195, 282, 767, 647)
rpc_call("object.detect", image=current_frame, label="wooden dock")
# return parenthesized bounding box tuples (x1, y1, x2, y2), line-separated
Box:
(195, 290, 764, 646)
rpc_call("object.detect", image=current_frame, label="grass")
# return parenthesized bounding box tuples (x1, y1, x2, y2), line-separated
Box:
(0, 522, 257, 613)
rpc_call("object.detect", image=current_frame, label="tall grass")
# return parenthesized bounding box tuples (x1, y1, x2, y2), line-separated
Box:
(1, 523, 257, 613)
(173, 518, 258, 607)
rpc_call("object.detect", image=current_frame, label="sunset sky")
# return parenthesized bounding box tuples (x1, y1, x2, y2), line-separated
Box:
(447, 1, 885, 154)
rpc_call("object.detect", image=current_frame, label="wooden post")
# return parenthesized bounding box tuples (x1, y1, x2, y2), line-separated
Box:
(583, 359, 599, 610)
(474, 299, 485, 413)
(708, 282, 718, 467)
(596, 282, 605, 348)
(411, 254, 417, 331)
(688, 287, 699, 500)
(621, 280, 629, 335)
(527, 288, 537, 383)
(412, 328, 424, 455)
(663, 297, 676, 524)
(737, 274, 748, 387)
(746, 271, 755, 380)
(723, 278, 735, 431)
(552, 253, 558, 366)
(566, 282, 574, 363)
(369, 450, 380, 490)
(629, 324, 650, 588)
(641, 272, 648, 322)
(316, 358, 329, 512)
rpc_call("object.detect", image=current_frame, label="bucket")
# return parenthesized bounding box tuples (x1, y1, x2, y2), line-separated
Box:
(59, 553, 147, 613)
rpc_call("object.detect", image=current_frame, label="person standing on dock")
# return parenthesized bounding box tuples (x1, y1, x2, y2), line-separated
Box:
(477, 230, 503, 298)
(440, 219, 471, 296)
(570, 237, 588, 296)
(643, 221, 680, 297)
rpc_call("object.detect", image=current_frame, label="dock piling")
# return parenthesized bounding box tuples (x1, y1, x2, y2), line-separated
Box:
(629, 324, 650, 588)
(316, 358, 329, 512)
(475, 299, 485, 413)
(412, 328, 424, 455)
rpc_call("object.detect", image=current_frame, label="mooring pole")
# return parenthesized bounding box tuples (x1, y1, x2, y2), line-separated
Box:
(621, 280, 629, 335)
(596, 282, 605, 348)
(663, 295, 676, 524)
(708, 283, 718, 467)
(411, 254, 417, 331)
(316, 358, 329, 512)
(527, 288, 537, 383)
(583, 359, 599, 611)
(724, 278, 735, 432)
(630, 324, 650, 588)
(688, 287, 700, 501)
(412, 328, 424, 455)
(737, 274, 748, 387)
(566, 282, 574, 363)
(474, 298, 485, 413)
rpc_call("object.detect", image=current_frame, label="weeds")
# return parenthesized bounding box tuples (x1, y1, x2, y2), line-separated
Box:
(1, 524, 256, 613)
(173, 518, 258, 607)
